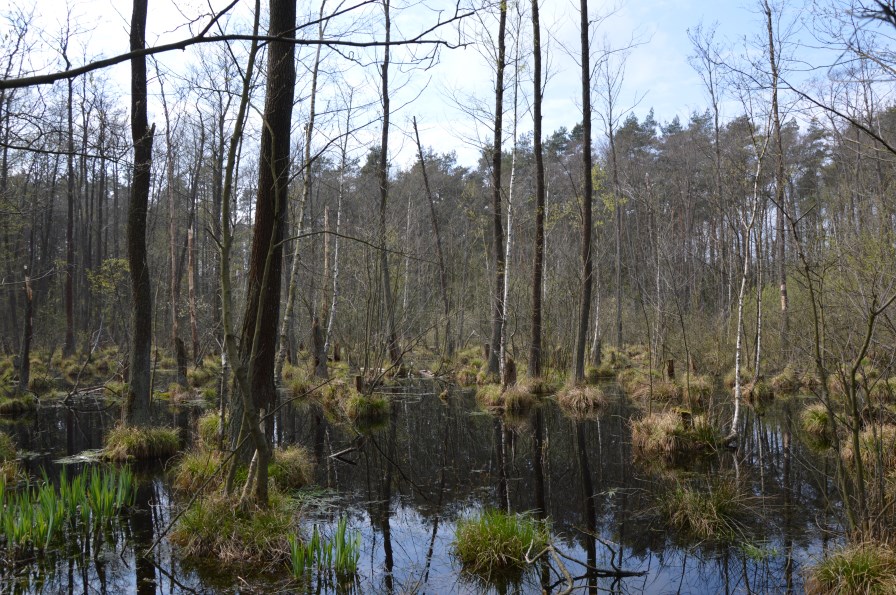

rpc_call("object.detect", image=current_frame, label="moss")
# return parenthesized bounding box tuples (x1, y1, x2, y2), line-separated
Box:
(171, 448, 223, 493)
(557, 384, 606, 416)
(269, 445, 314, 491)
(806, 542, 896, 595)
(657, 478, 746, 541)
(170, 492, 294, 564)
(453, 510, 548, 575)
(104, 425, 180, 461)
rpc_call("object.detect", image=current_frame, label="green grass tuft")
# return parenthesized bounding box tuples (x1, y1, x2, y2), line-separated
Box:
(806, 542, 896, 594)
(557, 384, 606, 416)
(104, 424, 180, 461)
(657, 479, 747, 541)
(453, 510, 548, 575)
(197, 412, 221, 449)
(171, 448, 223, 493)
(269, 445, 314, 491)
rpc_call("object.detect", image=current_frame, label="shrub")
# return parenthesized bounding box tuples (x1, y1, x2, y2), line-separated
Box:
(557, 385, 606, 415)
(806, 542, 896, 594)
(657, 479, 746, 541)
(269, 445, 314, 491)
(453, 510, 547, 575)
(104, 425, 180, 461)
(801, 370, 821, 392)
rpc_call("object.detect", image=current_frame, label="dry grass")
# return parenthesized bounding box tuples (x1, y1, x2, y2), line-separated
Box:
(104, 424, 180, 461)
(771, 366, 802, 395)
(633, 380, 681, 402)
(269, 445, 314, 491)
(841, 425, 896, 474)
(631, 411, 719, 457)
(744, 380, 774, 407)
(801, 403, 831, 443)
(171, 448, 223, 493)
(681, 375, 714, 406)
(557, 384, 606, 415)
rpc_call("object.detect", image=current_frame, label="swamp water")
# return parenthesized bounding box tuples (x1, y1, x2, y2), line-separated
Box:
(0, 385, 841, 593)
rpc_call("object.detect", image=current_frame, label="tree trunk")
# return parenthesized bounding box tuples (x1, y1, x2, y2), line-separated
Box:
(528, 0, 546, 379)
(379, 0, 401, 367)
(573, 0, 593, 383)
(125, 0, 155, 428)
(486, 0, 507, 377)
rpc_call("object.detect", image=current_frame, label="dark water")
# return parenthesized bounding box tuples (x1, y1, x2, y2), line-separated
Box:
(0, 386, 842, 594)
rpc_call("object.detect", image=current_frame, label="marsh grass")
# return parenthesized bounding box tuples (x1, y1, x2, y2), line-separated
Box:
(657, 479, 747, 541)
(744, 380, 774, 407)
(269, 445, 314, 491)
(681, 375, 714, 406)
(631, 411, 719, 457)
(197, 412, 221, 449)
(585, 363, 615, 384)
(633, 380, 681, 402)
(0, 466, 135, 556)
(556, 384, 606, 416)
(104, 425, 180, 461)
(841, 425, 896, 474)
(801, 403, 831, 447)
(170, 492, 295, 565)
(288, 516, 361, 579)
(806, 542, 896, 594)
(171, 448, 223, 493)
(453, 510, 548, 575)
(0, 394, 37, 415)
(771, 366, 802, 395)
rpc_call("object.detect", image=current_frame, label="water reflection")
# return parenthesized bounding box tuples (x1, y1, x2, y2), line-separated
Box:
(0, 386, 841, 593)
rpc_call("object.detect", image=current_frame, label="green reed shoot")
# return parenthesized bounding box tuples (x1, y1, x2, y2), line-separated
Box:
(288, 516, 361, 580)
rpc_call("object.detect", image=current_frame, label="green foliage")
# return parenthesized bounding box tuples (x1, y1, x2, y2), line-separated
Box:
(288, 517, 361, 579)
(103, 425, 180, 461)
(0, 466, 135, 556)
(453, 510, 547, 575)
(807, 542, 896, 594)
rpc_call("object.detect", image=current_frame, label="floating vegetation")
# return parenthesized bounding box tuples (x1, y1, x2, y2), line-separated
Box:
(453, 509, 547, 575)
(103, 424, 180, 461)
(288, 516, 361, 580)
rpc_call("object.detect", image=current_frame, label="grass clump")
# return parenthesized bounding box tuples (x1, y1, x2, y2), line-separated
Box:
(453, 510, 548, 575)
(681, 375, 713, 406)
(557, 384, 606, 416)
(744, 379, 774, 407)
(633, 380, 681, 402)
(0, 394, 37, 415)
(343, 393, 388, 420)
(771, 366, 801, 395)
(657, 479, 746, 541)
(170, 492, 294, 565)
(499, 385, 537, 415)
(631, 411, 719, 457)
(197, 412, 221, 449)
(171, 448, 222, 493)
(806, 542, 896, 594)
(724, 368, 751, 389)
(104, 424, 180, 461)
(870, 377, 896, 404)
(0, 433, 17, 482)
(187, 366, 216, 388)
(269, 445, 314, 491)
(801, 403, 831, 446)
(585, 363, 615, 384)
(841, 425, 896, 474)
(475, 384, 503, 409)
(288, 517, 361, 579)
(27, 375, 54, 395)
